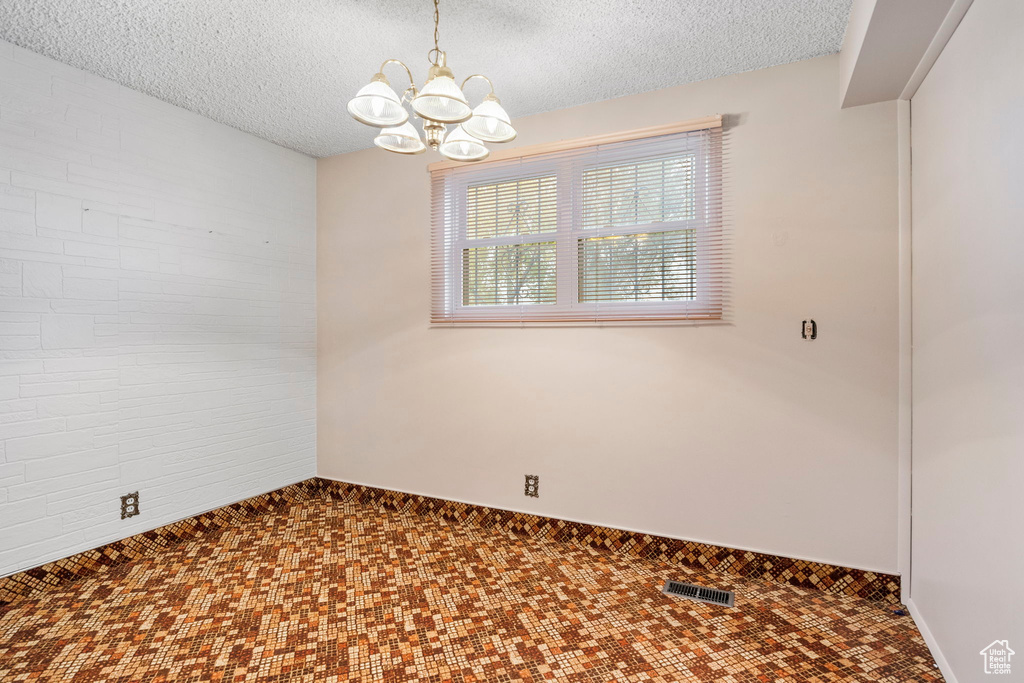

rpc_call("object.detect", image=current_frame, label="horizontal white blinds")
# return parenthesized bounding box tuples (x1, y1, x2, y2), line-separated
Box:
(431, 120, 727, 324)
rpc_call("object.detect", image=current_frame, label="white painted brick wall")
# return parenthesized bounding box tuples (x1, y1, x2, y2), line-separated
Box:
(0, 40, 316, 576)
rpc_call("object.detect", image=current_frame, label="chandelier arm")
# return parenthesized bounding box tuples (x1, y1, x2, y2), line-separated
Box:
(378, 59, 417, 92)
(460, 74, 496, 98)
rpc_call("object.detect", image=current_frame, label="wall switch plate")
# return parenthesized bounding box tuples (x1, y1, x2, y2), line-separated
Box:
(524, 475, 539, 498)
(120, 491, 140, 519)
(802, 319, 817, 340)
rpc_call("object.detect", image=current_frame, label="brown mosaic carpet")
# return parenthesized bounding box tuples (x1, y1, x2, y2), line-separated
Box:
(0, 498, 942, 682)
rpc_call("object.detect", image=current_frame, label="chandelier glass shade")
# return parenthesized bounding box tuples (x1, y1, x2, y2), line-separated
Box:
(374, 122, 427, 154)
(412, 71, 472, 124)
(347, 79, 408, 127)
(346, 0, 515, 163)
(439, 125, 489, 162)
(463, 94, 516, 143)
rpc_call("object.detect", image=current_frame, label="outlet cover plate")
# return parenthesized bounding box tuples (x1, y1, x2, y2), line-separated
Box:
(120, 491, 140, 519)
(524, 475, 539, 498)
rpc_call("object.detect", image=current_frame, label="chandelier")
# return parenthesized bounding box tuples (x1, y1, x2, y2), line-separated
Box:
(346, 0, 516, 162)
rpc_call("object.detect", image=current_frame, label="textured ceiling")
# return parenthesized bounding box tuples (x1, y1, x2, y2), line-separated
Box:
(0, 0, 852, 158)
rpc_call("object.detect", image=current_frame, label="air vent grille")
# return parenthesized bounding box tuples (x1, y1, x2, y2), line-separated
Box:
(662, 579, 735, 607)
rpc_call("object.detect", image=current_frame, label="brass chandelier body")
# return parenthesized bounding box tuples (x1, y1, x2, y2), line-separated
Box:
(346, 0, 516, 162)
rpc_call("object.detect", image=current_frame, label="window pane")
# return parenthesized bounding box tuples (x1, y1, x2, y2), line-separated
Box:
(581, 156, 696, 229)
(466, 175, 558, 240)
(578, 230, 696, 302)
(463, 242, 557, 305)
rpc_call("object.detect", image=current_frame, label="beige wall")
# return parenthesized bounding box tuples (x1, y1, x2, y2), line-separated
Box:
(910, 0, 1024, 677)
(318, 55, 900, 572)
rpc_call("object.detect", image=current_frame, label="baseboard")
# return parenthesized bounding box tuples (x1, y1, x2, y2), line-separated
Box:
(310, 477, 903, 603)
(0, 478, 320, 609)
(1, 476, 904, 610)
(905, 597, 959, 683)
(317, 475, 894, 574)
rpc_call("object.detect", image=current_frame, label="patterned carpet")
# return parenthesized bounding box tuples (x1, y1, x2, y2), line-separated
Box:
(0, 498, 942, 682)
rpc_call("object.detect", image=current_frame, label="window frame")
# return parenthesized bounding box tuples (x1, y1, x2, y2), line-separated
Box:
(431, 117, 724, 325)
(450, 158, 563, 317)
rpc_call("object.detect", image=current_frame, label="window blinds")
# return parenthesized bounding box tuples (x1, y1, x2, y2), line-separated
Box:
(430, 116, 727, 324)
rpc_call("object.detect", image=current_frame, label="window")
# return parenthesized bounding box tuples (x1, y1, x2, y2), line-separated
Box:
(430, 117, 725, 323)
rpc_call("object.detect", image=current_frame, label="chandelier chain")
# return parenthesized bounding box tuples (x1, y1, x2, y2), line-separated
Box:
(433, 0, 441, 57)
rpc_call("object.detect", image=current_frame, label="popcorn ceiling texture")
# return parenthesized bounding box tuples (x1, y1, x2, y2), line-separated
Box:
(0, 0, 853, 158)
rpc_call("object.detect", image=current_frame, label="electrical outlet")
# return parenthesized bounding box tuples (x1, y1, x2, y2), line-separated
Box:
(120, 491, 140, 519)
(802, 319, 817, 340)
(524, 474, 539, 498)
